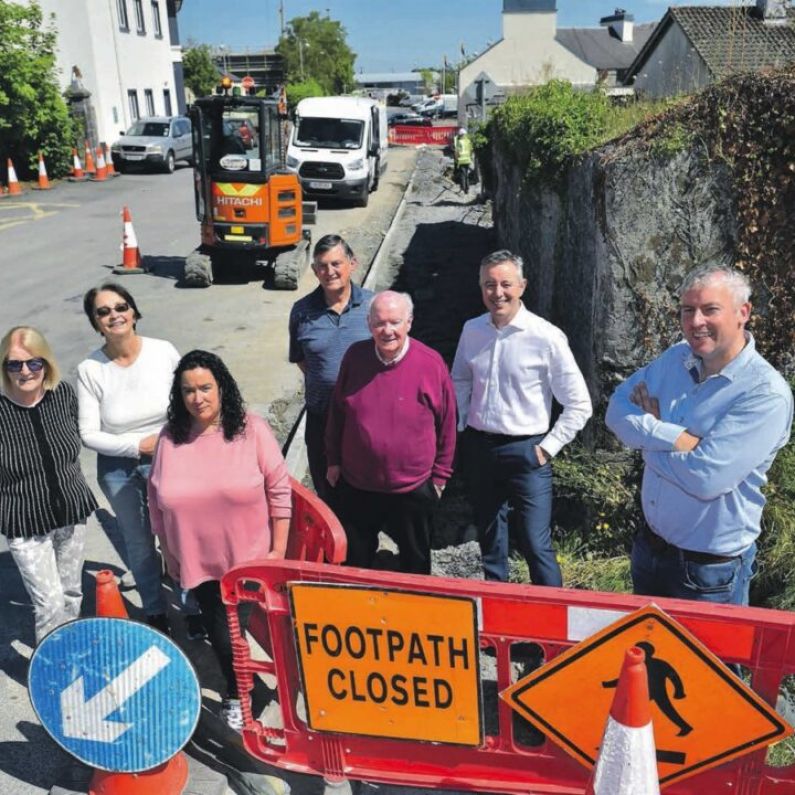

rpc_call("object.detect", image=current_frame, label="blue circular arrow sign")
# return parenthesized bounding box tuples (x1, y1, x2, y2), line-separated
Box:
(28, 617, 201, 772)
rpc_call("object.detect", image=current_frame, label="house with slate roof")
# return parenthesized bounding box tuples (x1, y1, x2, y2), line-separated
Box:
(458, 1, 655, 123)
(625, 0, 795, 98)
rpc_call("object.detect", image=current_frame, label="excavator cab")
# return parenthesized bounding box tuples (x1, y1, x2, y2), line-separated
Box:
(186, 89, 315, 289)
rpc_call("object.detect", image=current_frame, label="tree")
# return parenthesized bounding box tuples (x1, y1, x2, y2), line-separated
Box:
(0, 1, 74, 179)
(183, 44, 219, 99)
(276, 12, 355, 95)
(285, 78, 325, 112)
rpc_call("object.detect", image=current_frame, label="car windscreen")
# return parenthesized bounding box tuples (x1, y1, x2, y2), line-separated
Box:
(127, 122, 170, 137)
(293, 117, 363, 149)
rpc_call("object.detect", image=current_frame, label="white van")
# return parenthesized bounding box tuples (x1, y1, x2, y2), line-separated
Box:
(286, 96, 388, 207)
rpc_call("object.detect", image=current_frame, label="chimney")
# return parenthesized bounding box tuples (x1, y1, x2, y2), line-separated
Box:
(755, 0, 789, 24)
(600, 8, 634, 42)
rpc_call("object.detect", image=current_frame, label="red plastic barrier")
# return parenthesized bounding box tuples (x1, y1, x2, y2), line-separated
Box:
(245, 477, 346, 650)
(388, 125, 456, 147)
(222, 560, 795, 794)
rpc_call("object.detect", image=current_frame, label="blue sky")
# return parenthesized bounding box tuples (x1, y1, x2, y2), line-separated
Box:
(179, 0, 743, 73)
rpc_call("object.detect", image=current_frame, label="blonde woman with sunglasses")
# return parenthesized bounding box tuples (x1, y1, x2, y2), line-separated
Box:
(0, 326, 98, 644)
(76, 283, 184, 636)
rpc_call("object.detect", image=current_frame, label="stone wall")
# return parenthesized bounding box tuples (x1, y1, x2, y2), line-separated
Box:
(491, 140, 737, 425)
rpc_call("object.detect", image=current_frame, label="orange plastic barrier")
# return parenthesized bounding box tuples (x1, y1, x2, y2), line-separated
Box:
(388, 125, 456, 147)
(222, 560, 795, 795)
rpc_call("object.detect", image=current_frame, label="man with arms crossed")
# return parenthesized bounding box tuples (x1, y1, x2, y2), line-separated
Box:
(452, 250, 592, 585)
(289, 235, 373, 502)
(325, 291, 456, 574)
(606, 264, 793, 605)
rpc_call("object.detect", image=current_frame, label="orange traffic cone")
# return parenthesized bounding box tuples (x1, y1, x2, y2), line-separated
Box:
(69, 147, 87, 181)
(104, 143, 120, 177)
(32, 151, 52, 190)
(92, 146, 108, 181)
(6, 158, 22, 195)
(95, 570, 128, 618)
(90, 571, 189, 795)
(587, 646, 660, 795)
(84, 140, 96, 175)
(113, 206, 145, 274)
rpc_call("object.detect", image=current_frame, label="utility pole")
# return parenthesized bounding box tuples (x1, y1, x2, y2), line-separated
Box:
(279, 1, 284, 36)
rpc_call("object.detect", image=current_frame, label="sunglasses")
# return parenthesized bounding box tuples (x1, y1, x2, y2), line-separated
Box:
(95, 302, 130, 318)
(4, 358, 46, 373)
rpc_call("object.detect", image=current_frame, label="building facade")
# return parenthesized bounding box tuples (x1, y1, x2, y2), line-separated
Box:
(25, 0, 185, 145)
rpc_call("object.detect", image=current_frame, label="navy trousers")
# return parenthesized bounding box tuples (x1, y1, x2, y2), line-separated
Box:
(462, 428, 561, 586)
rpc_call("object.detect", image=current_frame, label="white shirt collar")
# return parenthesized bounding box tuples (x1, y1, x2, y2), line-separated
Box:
(488, 302, 532, 332)
(374, 337, 411, 366)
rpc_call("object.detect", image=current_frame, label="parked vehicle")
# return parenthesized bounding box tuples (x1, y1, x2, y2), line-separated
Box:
(286, 96, 388, 208)
(415, 94, 458, 119)
(388, 113, 432, 127)
(110, 116, 192, 173)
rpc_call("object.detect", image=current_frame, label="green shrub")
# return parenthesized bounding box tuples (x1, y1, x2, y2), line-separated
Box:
(489, 80, 610, 180)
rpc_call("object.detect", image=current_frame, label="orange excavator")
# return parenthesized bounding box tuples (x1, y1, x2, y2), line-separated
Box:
(186, 80, 316, 289)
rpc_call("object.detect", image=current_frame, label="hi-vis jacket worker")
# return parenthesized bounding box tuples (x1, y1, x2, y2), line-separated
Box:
(454, 128, 473, 167)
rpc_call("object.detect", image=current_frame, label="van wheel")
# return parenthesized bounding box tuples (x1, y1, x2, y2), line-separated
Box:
(356, 187, 370, 208)
(164, 150, 176, 173)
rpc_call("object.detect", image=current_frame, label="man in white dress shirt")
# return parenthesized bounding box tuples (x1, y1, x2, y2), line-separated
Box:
(452, 250, 593, 584)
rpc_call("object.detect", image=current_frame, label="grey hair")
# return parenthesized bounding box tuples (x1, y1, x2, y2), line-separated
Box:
(312, 233, 355, 262)
(479, 250, 524, 284)
(368, 290, 414, 322)
(679, 264, 751, 306)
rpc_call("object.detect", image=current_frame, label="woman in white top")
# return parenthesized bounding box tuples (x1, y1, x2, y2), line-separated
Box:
(77, 283, 179, 633)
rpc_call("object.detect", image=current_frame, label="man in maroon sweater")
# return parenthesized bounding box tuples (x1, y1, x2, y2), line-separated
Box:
(325, 291, 456, 574)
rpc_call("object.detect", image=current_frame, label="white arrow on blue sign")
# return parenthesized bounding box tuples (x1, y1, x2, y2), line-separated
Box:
(28, 617, 201, 772)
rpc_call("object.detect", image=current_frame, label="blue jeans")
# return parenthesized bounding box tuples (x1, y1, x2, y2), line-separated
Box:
(462, 429, 561, 586)
(97, 455, 165, 616)
(631, 528, 757, 606)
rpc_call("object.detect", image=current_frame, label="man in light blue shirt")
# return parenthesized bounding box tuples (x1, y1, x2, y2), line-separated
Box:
(606, 264, 793, 605)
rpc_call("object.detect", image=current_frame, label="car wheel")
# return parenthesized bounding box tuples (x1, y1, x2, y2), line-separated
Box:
(164, 150, 176, 173)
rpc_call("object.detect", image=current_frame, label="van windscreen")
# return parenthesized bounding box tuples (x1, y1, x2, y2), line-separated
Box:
(294, 117, 363, 149)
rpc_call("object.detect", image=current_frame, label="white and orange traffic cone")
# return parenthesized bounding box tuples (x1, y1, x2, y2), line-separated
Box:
(32, 151, 52, 190)
(92, 146, 108, 181)
(69, 147, 86, 181)
(6, 158, 23, 195)
(103, 143, 120, 177)
(113, 206, 145, 274)
(587, 646, 660, 795)
(84, 140, 96, 176)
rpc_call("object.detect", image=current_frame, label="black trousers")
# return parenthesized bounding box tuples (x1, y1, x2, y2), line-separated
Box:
(304, 409, 333, 505)
(335, 478, 439, 575)
(191, 579, 252, 699)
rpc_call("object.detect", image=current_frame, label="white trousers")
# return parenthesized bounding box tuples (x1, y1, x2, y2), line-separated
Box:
(8, 525, 86, 644)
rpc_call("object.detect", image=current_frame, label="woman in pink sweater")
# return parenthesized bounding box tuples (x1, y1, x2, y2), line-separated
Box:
(148, 350, 291, 731)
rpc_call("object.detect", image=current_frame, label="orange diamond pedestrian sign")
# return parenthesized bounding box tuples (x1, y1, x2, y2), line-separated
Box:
(500, 605, 791, 788)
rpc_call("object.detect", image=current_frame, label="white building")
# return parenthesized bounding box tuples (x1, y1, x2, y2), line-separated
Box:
(458, 0, 655, 122)
(20, 0, 186, 145)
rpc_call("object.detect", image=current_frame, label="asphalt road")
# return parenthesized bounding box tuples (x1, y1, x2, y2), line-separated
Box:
(0, 148, 418, 794)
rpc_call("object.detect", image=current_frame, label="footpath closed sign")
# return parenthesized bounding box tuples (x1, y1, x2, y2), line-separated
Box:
(28, 617, 201, 772)
(501, 605, 791, 787)
(290, 584, 481, 745)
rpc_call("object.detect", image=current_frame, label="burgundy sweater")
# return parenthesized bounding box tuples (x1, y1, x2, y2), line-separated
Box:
(325, 339, 456, 493)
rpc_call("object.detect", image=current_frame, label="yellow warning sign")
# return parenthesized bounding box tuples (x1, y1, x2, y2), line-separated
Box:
(290, 584, 482, 745)
(500, 605, 791, 788)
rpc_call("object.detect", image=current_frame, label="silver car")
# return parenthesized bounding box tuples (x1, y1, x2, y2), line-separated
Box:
(110, 116, 192, 173)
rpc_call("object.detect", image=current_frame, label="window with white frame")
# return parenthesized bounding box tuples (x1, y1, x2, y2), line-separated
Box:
(128, 90, 140, 121)
(117, 0, 129, 30)
(151, 1, 162, 37)
(134, 0, 145, 34)
(144, 89, 155, 116)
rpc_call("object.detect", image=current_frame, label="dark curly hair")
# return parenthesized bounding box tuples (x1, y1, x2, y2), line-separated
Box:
(166, 350, 247, 444)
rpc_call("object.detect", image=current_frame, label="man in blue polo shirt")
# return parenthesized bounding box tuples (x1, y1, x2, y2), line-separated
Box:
(289, 234, 373, 502)
(606, 264, 793, 605)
